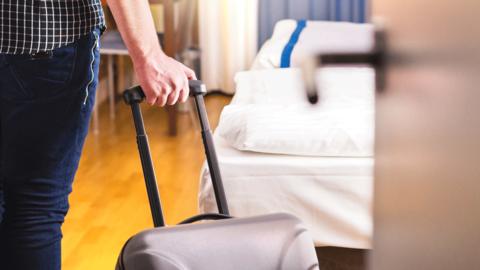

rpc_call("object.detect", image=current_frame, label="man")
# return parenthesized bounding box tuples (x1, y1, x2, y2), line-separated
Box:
(0, 0, 195, 269)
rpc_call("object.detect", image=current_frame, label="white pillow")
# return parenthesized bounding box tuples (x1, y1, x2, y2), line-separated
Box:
(251, 20, 374, 69)
(217, 103, 374, 157)
(231, 68, 308, 105)
(217, 68, 375, 157)
(232, 67, 375, 107)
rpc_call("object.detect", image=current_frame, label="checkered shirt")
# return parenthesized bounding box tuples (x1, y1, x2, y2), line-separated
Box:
(0, 0, 105, 54)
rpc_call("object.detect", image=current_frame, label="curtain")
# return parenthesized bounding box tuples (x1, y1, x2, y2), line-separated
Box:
(199, 0, 258, 93)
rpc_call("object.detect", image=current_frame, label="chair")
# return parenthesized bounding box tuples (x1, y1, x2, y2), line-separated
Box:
(95, 0, 196, 135)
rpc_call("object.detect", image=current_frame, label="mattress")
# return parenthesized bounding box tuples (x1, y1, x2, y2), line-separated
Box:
(199, 135, 373, 249)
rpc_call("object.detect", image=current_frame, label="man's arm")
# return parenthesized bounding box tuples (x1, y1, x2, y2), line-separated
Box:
(106, 0, 196, 106)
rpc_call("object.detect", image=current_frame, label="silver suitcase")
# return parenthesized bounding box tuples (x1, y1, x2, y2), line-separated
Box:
(117, 81, 319, 270)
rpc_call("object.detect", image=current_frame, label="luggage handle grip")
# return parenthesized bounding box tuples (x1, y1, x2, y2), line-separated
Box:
(123, 80, 207, 105)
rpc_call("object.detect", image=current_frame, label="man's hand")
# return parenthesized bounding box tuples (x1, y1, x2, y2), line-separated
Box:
(106, 0, 197, 106)
(135, 52, 196, 106)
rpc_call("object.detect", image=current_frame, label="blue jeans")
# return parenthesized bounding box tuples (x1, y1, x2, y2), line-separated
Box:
(0, 28, 101, 269)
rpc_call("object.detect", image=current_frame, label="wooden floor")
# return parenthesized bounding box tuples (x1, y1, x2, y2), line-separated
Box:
(62, 95, 231, 269)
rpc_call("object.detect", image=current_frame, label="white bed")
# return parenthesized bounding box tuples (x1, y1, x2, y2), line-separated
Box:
(198, 20, 375, 249)
(199, 135, 373, 249)
(198, 68, 374, 249)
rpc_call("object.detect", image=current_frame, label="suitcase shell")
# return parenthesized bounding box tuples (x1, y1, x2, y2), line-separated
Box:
(117, 213, 318, 270)
(117, 81, 319, 269)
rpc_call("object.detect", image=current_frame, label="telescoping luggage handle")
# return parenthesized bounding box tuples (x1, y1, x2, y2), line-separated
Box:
(123, 80, 230, 228)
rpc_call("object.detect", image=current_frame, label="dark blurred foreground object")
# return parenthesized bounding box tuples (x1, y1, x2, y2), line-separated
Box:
(370, 1, 480, 270)
(316, 247, 369, 270)
(116, 80, 319, 270)
(311, 1, 480, 268)
(303, 27, 385, 105)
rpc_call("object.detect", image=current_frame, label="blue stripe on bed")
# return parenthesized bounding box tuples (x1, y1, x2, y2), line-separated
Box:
(280, 20, 307, 68)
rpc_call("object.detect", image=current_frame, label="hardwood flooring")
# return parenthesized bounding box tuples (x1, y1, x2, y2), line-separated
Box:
(62, 95, 231, 269)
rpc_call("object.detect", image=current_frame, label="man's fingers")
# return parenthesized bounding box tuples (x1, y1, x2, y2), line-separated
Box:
(179, 75, 189, 103)
(179, 88, 188, 103)
(146, 96, 157, 105)
(166, 73, 187, 105)
(179, 66, 194, 103)
(137, 56, 197, 107)
(144, 86, 158, 105)
(183, 65, 197, 80)
(154, 81, 171, 107)
(167, 88, 180, 105)
(155, 92, 169, 107)
(166, 75, 183, 105)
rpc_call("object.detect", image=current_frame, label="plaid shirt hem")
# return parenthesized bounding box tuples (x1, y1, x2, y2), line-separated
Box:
(0, 0, 105, 55)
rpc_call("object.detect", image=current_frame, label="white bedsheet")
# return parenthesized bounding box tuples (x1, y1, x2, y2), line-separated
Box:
(199, 135, 373, 249)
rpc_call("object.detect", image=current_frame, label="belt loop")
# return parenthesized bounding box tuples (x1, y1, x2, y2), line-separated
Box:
(30, 50, 53, 60)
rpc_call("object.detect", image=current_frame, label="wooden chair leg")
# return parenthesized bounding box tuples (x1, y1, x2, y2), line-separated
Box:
(167, 105, 177, 136)
(117, 55, 126, 103)
(187, 98, 199, 131)
(107, 55, 115, 120)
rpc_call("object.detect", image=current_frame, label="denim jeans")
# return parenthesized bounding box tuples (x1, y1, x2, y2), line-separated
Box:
(0, 28, 101, 269)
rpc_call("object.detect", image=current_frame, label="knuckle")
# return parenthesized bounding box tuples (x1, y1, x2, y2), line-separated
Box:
(162, 86, 172, 95)
(147, 98, 156, 105)
(158, 95, 168, 102)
